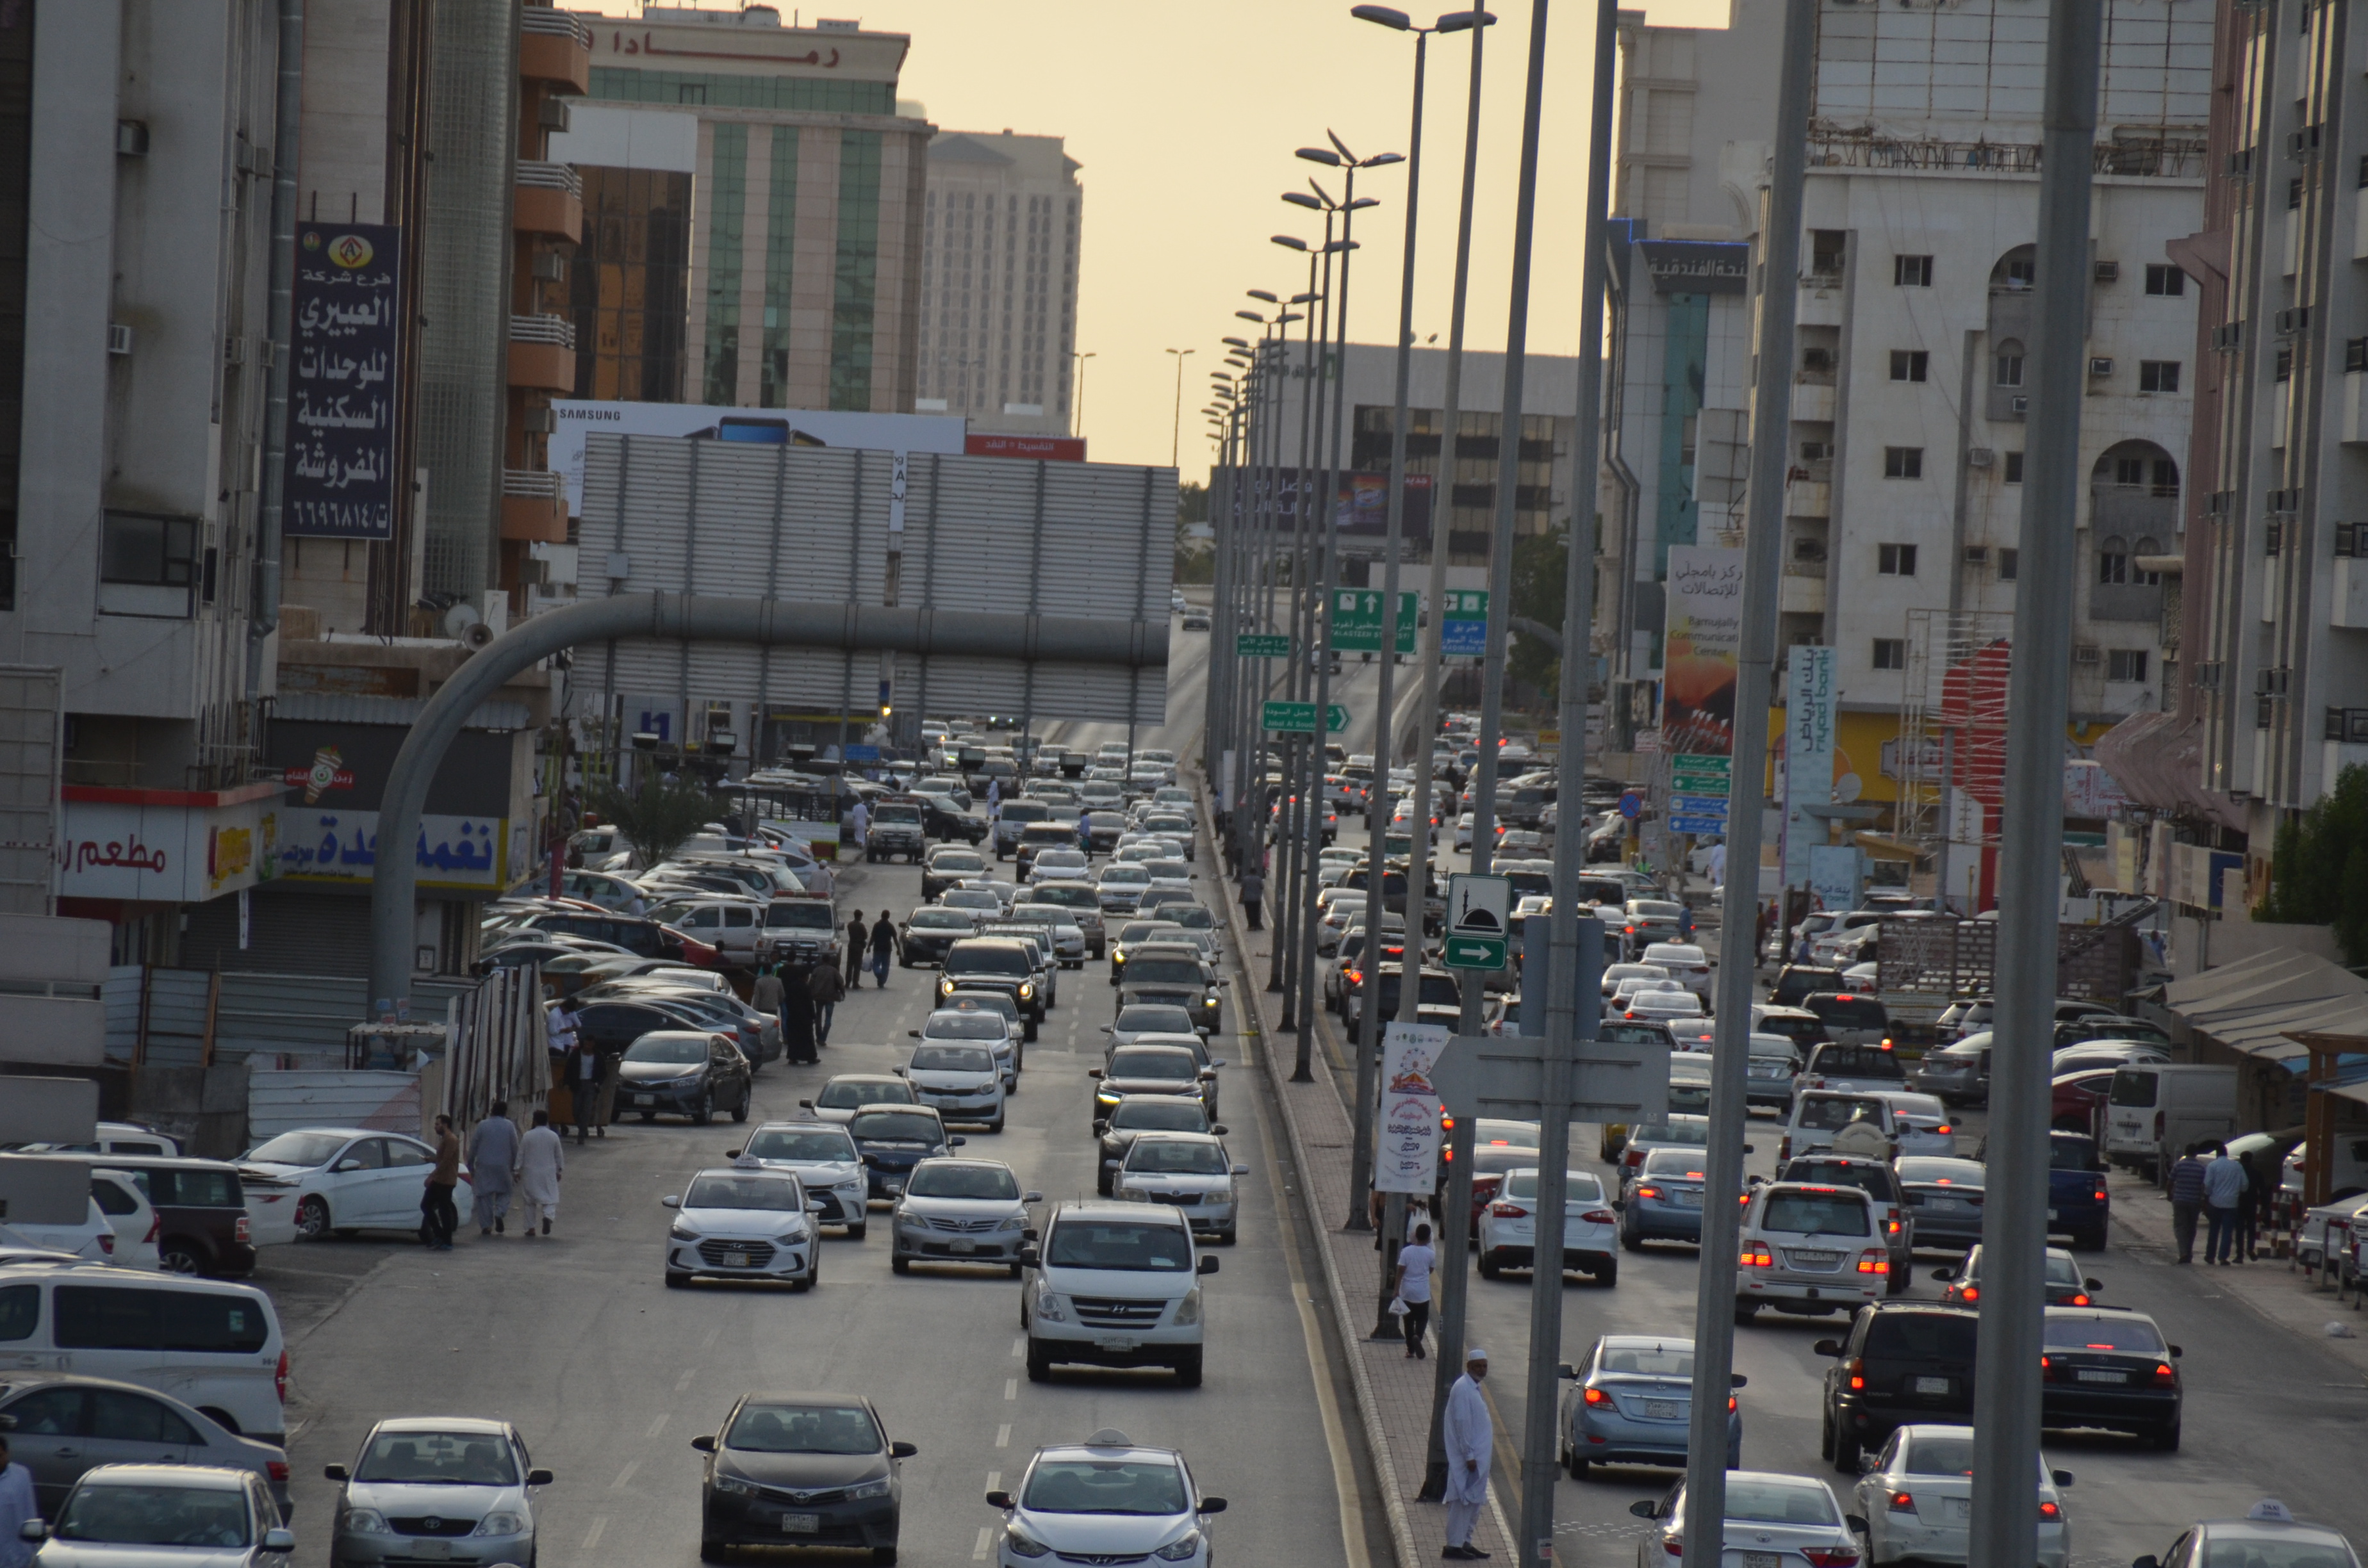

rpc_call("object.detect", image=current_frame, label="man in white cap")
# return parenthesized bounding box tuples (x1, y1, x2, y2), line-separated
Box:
(1442, 1346, 1493, 1559)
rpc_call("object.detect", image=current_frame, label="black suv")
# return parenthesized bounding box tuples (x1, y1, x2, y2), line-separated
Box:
(1814, 1302, 1978, 1471)
(937, 938, 1046, 1038)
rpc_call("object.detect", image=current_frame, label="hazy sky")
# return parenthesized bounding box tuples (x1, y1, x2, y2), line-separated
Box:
(577, 0, 1729, 476)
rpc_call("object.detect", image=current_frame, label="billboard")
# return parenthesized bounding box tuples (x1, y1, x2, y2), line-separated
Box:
(1212, 466, 1435, 544)
(548, 400, 967, 516)
(1661, 545, 1744, 756)
(1782, 645, 1837, 888)
(966, 433, 1087, 462)
(284, 223, 402, 539)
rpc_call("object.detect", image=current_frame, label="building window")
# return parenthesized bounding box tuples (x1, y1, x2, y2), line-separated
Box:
(2107, 649, 2150, 683)
(2000, 254, 2036, 290)
(2133, 536, 2164, 585)
(2145, 263, 2186, 296)
(2098, 535, 2130, 584)
(1894, 254, 1934, 287)
(1878, 543, 1919, 575)
(830, 131, 884, 411)
(101, 512, 198, 586)
(700, 122, 748, 404)
(2151, 459, 2180, 494)
(1884, 446, 1924, 479)
(2113, 457, 2145, 486)
(1872, 638, 1907, 670)
(1996, 341, 2025, 387)
(1890, 350, 1929, 382)
(2139, 359, 2182, 393)
(1998, 548, 2020, 580)
(1811, 230, 1847, 275)
(2003, 451, 2025, 482)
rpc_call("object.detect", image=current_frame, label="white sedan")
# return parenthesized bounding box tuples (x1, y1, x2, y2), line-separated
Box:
(662, 1167, 821, 1289)
(1631, 1471, 1861, 1568)
(1851, 1424, 2071, 1568)
(1870, 1091, 1957, 1158)
(730, 1120, 873, 1239)
(1477, 1167, 1619, 1284)
(899, 1040, 1008, 1131)
(238, 1126, 473, 1242)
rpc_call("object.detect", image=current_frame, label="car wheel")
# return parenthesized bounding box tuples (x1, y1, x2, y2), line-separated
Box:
(891, 1252, 910, 1275)
(1096, 1171, 1114, 1196)
(870, 1549, 898, 1566)
(666, 1271, 691, 1289)
(730, 1091, 750, 1123)
(160, 1239, 205, 1275)
(1024, 1019, 1039, 1042)
(794, 1259, 817, 1292)
(1820, 1409, 1835, 1460)
(1734, 1299, 1758, 1326)
(844, 1221, 867, 1242)
(699, 1537, 729, 1562)
(1219, 1226, 1238, 1246)
(1593, 1259, 1618, 1287)
(1025, 1337, 1053, 1382)
(295, 1196, 331, 1242)
(1566, 1445, 1590, 1480)
(1885, 1266, 1908, 1295)
(1477, 1249, 1501, 1280)
(1832, 1430, 1861, 1474)
(1174, 1348, 1205, 1387)
(693, 1093, 714, 1125)
(1621, 1226, 1644, 1254)
(987, 1115, 1006, 1134)
(2152, 1419, 2181, 1451)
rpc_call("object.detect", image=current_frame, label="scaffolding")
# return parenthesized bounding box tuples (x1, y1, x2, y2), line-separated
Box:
(1897, 609, 2015, 857)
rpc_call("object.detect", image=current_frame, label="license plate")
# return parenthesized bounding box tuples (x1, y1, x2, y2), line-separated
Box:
(1793, 1250, 1839, 1266)
(634, 1094, 655, 1106)
(723, 1251, 750, 1268)
(1677, 1191, 1703, 1207)
(2048, 1207, 2061, 1221)
(781, 1513, 819, 1534)
(1915, 1376, 1950, 1394)
(1095, 1335, 1138, 1352)
(410, 1544, 451, 1561)
(951, 1239, 976, 1255)
(1645, 1400, 1681, 1419)
(1928, 1198, 1961, 1213)
(1945, 1499, 1971, 1521)
(2075, 1368, 2126, 1384)
(1746, 1552, 1780, 1568)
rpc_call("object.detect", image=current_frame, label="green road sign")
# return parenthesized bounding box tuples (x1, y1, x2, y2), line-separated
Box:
(1330, 589, 1418, 655)
(1670, 751, 1733, 794)
(1440, 589, 1489, 656)
(1263, 700, 1351, 735)
(1443, 935, 1509, 970)
(1236, 633, 1291, 659)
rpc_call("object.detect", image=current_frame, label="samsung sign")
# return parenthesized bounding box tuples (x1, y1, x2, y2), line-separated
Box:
(1638, 239, 1750, 295)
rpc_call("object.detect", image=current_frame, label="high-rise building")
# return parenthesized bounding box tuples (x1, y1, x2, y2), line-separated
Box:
(916, 129, 1083, 438)
(575, 8, 930, 415)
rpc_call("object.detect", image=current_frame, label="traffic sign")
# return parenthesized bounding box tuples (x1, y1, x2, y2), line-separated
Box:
(1331, 589, 1418, 654)
(1440, 589, 1489, 657)
(1669, 794, 1729, 817)
(1262, 700, 1349, 734)
(1617, 790, 1645, 821)
(1443, 934, 1510, 970)
(1669, 813, 1729, 836)
(1444, 872, 1512, 971)
(1236, 633, 1290, 659)
(1670, 752, 1732, 793)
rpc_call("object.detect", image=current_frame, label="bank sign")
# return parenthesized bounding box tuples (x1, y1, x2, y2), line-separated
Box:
(274, 812, 518, 892)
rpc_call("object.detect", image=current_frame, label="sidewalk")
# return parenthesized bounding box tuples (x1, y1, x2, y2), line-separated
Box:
(1208, 810, 1515, 1567)
(2103, 1167, 2368, 1380)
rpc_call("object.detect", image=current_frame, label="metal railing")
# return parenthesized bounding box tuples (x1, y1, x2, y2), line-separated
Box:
(509, 313, 576, 350)
(515, 159, 583, 197)
(1805, 135, 2207, 179)
(520, 6, 591, 44)
(503, 468, 564, 498)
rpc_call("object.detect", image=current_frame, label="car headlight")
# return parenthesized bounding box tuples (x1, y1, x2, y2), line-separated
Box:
(1096, 1090, 1122, 1106)
(341, 1508, 391, 1535)
(670, 1223, 700, 1241)
(1172, 1286, 1201, 1327)
(1018, 982, 1033, 999)
(473, 1512, 527, 1537)
(1034, 1289, 1070, 1322)
(999, 1214, 1028, 1231)
(712, 1474, 756, 1498)
(844, 1478, 892, 1501)
(1155, 1530, 1204, 1562)
(1005, 1523, 1054, 1559)
(939, 977, 955, 994)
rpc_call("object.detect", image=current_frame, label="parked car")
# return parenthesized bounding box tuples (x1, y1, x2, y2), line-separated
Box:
(0, 1264, 287, 1444)
(31, 1462, 294, 1564)
(1813, 1301, 1979, 1467)
(0, 1375, 292, 1519)
(1557, 1334, 1741, 1478)
(237, 1128, 471, 1245)
(323, 1417, 549, 1565)
(692, 1393, 914, 1561)
(616, 1031, 754, 1125)
(51, 1156, 256, 1279)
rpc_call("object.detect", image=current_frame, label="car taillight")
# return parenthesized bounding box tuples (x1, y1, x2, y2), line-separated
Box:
(2069, 1293, 2091, 1306)
(1934, 1125, 1952, 1136)
(1959, 1286, 1979, 1302)
(267, 1460, 289, 1483)
(1887, 1491, 1916, 1513)
(1582, 1209, 1616, 1224)
(1583, 1387, 1609, 1405)
(1491, 1202, 1529, 1218)
(1727, 1394, 1738, 1413)
(144, 1214, 160, 1243)
(2152, 1362, 2177, 1385)
(1665, 1541, 1687, 1558)
(1857, 1248, 1889, 1275)
(1846, 1357, 1864, 1390)
(275, 1352, 288, 1403)
(1802, 1549, 1859, 1567)
(2038, 1501, 2061, 1521)
(98, 1232, 114, 1255)
(1741, 1244, 1774, 1268)
(2038, 1355, 2053, 1380)
(2094, 1188, 2109, 1204)
(236, 1215, 252, 1245)
(1635, 1186, 1662, 1199)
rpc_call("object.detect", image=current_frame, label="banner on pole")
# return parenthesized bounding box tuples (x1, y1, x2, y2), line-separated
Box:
(1662, 545, 1744, 756)
(1783, 645, 1838, 888)
(1374, 1022, 1449, 1193)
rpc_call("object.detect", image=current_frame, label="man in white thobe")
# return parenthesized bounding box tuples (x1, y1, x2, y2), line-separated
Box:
(1442, 1346, 1493, 1559)
(513, 1109, 566, 1237)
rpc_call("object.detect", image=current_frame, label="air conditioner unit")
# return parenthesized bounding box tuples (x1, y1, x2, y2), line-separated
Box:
(2093, 260, 2121, 283)
(2088, 357, 2114, 376)
(2010, 395, 2030, 414)
(539, 99, 571, 133)
(2212, 322, 2244, 350)
(2073, 645, 2102, 665)
(115, 120, 148, 157)
(531, 252, 568, 282)
(1967, 448, 1996, 468)
(106, 323, 133, 356)
(1964, 546, 1990, 564)
(222, 336, 246, 366)
(522, 405, 557, 435)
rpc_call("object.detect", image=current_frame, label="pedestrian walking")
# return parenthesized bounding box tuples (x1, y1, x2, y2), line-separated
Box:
(514, 1110, 565, 1237)
(565, 1040, 603, 1145)
(0, 1435, 38, 1568)
(869, 911, 896, 988)
(2238, 1146, 2276, 1260)
(782, 970, 819, 1064)
(750, 963, 786, 1036)
(845, 911, 869, 985)
(2203, 1140, 2247, 1264)
(2167, 1141, 2208, 1263)
(846, 798, 869, 856)
(807, 960, 846, 1045)
(466, 1102, 520, 1236)
(1241, 868, 1265, 930)
(1077, 810, 1094, 855)
(421, 1114, 461, 1251)
(1394, 1222, 1437, 1360)
(1442, 1347, 1494, 1559)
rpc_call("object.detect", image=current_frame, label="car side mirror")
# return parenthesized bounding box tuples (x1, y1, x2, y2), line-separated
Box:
(1088, 1068, 1104, 1079)
(798, 1099, 815, 1110)
(525, 1467, 554, 1487)
(1731, 1373, 1748, 1388)
(261, 1526, 295, 1553)
(1558, 1362, 1580, 1380)
(1198, 1498, 1228, 1515)
(2051, 1469, 2074, 1488)
(986, 1490, 1015, 1509)
(2168, 1345, 2182, 1358)
(1092, 1120, 1109, 1134)
(691, 1435, 717, 1453)
(809, 1200, 828, 1213)
(2133, 1556, 2162, 1568)
(1741, 1144, 1755, 1155)
(661, 1195, 681, 1208)
(1212, 1059, 1228, 1069)
(1813, 1339, 1843, 1357)
(726, 1148, 742, 1159)
(322, 1464, 350, 1482)
(950, 1136, 966, 1147)
(1198, 1255, 1220, 1275)
(1232, 1164, 1249, 1177)
(1846, 1514, 1871, 1534)
(1023, 1227, 1039, 1241)
(1019, 1246, 1040, 1268)
(891, 1440, 918, 1458)
(1199, 1070, 1216, 1081)
(1099, 1025, 1113, 1033)
(2084, 1277, 2102, 1291)
(1931, 1266, 1955, 1281)
(1629, 1501, 1659, 1520)
(335, 1159, 365, 1173)
(908, 1030, 921, 1038)
(1213, 1124, 1229, 1136)
(892, 1066, 907, 1075)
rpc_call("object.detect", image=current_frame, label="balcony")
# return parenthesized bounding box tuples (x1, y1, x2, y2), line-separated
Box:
(501, 468, 568, 543)
(2334, 555, 2368, 629)
(2088, 485, 2179, 537)
(2344, 371, 2368, 444)
(508, 313, 575, 392)
(514, 160, 583, 241)
(519, 7, 592, 93)
(1791, 377, 1836, 423)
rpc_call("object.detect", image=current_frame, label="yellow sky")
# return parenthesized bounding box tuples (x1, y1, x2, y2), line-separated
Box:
(577, 0, 1730, 475)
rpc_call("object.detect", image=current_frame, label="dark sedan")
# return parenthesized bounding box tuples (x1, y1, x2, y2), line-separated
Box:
(1895, 1156, 1989, 1249)
(616, 1031, 754, 1125)
(1092, 1095, 1226, 1196)
(2040, 1306, 2182, 1448)
(921, 847, 992, 901)
(846, 1105, 962, 1200)
(896, 906, 975, 967)
(694, 1392, 914, 1560)
(1088, 1045, 1214, 1129)
(1115, 952, 1224, 1035)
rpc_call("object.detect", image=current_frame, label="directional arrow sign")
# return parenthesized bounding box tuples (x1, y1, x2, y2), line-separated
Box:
(1442, 933, 1509, 970)
(1443, 872, 1513, 970)
(1440, 589, 1489, 657)
(1262, 700, 1350, 735)
(1431, 1032, 1673, 1123)
(1670, 751, 1733, 794)
(1331, 589, 1418, 654)
(1236, 633, 1291, 659)
(1669, 794, 1731, 817)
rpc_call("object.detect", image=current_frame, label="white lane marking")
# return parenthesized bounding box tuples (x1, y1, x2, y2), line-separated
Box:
(610, 1459, 639, 1490)
(674, 1367, 696, 1391)
(702, 1325, 721, 1349)
(996, 1423, 1012, 1448)
(987, 1470, 1002, 1492)
(645, 1412, 669, 1438)
(1011, 1335, 1025, 1357)
(1004, 1376, 1018, 1400)
(583, 1516, 609, 1549)
(973, 1524, 994, 1561)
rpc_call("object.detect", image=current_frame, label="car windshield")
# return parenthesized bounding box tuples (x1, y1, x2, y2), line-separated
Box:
(1900, 1432, 1977, 1475)
(1600, 1343, 1695, 1376)
(947, 943, 1030, 976)
(2043, 1315, 2167, 1353)
(2199, 1534, 2360, 1568)
(1045, 1218, 1194, 1271)
(818, 1079, 912, 1109)
(1797, 1097, 1884, 1132)
(625, 1036, 709, 1065)
(933, 853, 987, 872)
(849, 1111, 942, 1143)
(766, 902, 834, 929)
(1898, 1158, 1986, 1187)
(1761, 1191, 1872, 1235)
(1812, 1047, 1903, 1077)
(1128, 1141, 1228, 1174)
(1866, 1313, 1978, 1360)
(1100, 865, 1150, 885)
(944, 890, 1001, 910)
(912, 1044, 996, 1072)
(908, 1163, 1021, 1199)
(1112, 1101, 1207, 1132)
(744, 1128, 857, 1163)
(926, 1011, 1007, 1041)
(1631, 1119, 1709, 1147)
(946, 993, 1019, 1020)
(1502, 1172, 1606, 1201)
(1110, 1050, 1198, 1081)
(2048, 1136, 2098, 1170)
(1724, 1480, 1839, 1525)
(245, 1131, 351, 1167)
(725, 1402, 880, 1455)
(1641, 1149, 1707, 1177)
(56, 1483, 251, 1546)
(1631, 901, 1684, 919)
(1165, 906, 1215, 929)
(685, 1175, 803, 1211)
(1023, 1458, 1189, 1515)
(1125, 960, 1204, 985)
(1117, 1006, 1195, 1034)
(355, 1429, 520, 1484)
(910, 910, 973, 930)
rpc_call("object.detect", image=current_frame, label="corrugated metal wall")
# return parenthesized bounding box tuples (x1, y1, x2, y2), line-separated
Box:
(247, 1070, 423, 1141)
(103, 969, 475, 1067)
(578, 437, 1173, 726)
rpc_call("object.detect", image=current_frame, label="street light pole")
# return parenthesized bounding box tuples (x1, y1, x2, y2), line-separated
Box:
(1073, 350, 1096, 438)
(1166, 347, 1196, 468)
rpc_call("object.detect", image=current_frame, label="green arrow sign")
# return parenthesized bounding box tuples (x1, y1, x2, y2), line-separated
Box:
(1262, 701, 1350, 735)
(1330, 589, 1418, 655)
(1671, 751, 1734, 793)
(1442, 934, 1509, 971)
(1236, 633, 1291, 659)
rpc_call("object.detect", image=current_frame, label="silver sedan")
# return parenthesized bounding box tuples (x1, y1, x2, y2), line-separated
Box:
(890, 1157, 1040, 1277)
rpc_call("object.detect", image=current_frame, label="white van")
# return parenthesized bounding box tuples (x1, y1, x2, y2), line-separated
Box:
(0, 1263, 286, 1444)
(2103, 1063, 2237, 1181)
(1020, 1200, 1216, 1386)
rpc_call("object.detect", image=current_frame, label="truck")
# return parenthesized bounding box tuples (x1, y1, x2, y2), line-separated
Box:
(1873, 915, 2141, 1045)
(864, 796, 928, 863)
(2102, 1063, 2238, 1182)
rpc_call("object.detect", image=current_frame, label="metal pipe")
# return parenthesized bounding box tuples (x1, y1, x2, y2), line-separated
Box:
(247, 0, 306, 703)
(1969, 4, 2103, 1567)
(367, 595, 1168, 1018)
(1681, 0, 1816, 1557)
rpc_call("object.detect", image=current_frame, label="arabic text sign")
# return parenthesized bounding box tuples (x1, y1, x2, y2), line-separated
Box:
(284, 224, 400, 540)
(1375, 1023, 1450, 1193)
(1783, 644, 1838, 888)
(1663, 545, 1743, 757)
(1441, 589, 1489, 656)
(1331, 589, 1418, 655)
(60, 791, 283, 904)
(275, 811, 514, 891)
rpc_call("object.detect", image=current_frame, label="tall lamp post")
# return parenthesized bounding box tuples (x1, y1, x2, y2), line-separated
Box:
(1072, 350, 1096, 437)
(1165, 347, 1196, 468)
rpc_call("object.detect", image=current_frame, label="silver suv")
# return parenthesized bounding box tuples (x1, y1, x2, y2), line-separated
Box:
(1734, 1180, 1889, 1323)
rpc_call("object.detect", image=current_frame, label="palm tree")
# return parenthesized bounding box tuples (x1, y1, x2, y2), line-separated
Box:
(590, 773, 717, 868)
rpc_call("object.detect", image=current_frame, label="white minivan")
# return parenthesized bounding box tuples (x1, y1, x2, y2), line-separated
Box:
(0, 1263, 287, 1444)
(1021, 1200, 1217, 1386)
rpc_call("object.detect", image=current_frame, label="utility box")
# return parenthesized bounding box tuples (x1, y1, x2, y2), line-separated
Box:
(0, 1153, 95, 1226)
(0, 1076, 99, 1145)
